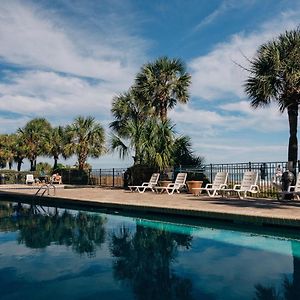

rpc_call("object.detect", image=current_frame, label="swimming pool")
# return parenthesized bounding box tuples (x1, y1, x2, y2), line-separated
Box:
(0, 199, 300, 299)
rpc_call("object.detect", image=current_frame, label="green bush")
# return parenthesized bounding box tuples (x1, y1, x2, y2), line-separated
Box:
(124, 165, 159, 187)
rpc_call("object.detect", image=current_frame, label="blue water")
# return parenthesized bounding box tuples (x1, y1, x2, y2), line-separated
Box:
(0, 200, 300, 300)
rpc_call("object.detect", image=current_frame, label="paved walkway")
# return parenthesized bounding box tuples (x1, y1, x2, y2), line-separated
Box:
(0, 185, 300, 227)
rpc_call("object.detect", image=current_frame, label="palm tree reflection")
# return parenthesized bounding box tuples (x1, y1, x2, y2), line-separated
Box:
(0, 202, 106, 257)
(110, 224, 194, 300)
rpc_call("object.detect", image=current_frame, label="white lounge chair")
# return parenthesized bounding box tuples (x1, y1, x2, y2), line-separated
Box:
(278, 172, 300, 200)
(193, 171, 228, 197)
(25, 174, 35, 185)
(128, 173, 160, 193)
(225, 171, 259, 199)
(155, 173, 187, 195)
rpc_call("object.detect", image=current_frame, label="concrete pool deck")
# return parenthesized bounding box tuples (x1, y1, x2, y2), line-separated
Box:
(0, 184, 300, 228)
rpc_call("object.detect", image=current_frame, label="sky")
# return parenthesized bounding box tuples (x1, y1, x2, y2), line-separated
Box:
(0, 0, 299, 169)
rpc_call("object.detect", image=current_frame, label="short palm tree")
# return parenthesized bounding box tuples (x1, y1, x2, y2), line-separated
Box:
(0, 134, 13, 168)
(110, 90, 152, 164)
(244, 29, 300, 171)
(11, 133, 28, 171)
(172, 135, 203, 167)
(44, 126, 66, 170)
(18, 118, 52, 171)
(65, 116, 106, 170)
(142, 119, 175, 170)
(135, 57, 191, 122)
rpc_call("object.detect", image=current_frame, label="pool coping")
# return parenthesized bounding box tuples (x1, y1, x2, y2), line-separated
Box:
(1, 189, 300, 229)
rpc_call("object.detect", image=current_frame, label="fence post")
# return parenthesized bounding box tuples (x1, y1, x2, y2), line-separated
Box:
(100, 169, 102, 186)
(249, 162, 252, 171)
(68, 169, 71, 184)
(210, 164, 213, 182)
(113, 168, 115, 187)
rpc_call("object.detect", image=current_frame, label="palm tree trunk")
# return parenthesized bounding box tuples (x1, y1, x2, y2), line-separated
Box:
(17, 159, 22, 172)
(160, 101, 168, 122)
(287, 104, 298, 172)
(53, 156, 58, 170)
(30, 159, 34, 171)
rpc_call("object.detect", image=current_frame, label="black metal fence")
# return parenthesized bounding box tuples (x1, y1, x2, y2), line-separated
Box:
(177, 161, 295, 198)
(88, 168, 127, 187)
(1, 161, 299, 198)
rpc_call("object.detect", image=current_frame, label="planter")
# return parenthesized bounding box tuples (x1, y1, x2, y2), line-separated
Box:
(187, 180, 203, 195)
(158, 180, 172, 187)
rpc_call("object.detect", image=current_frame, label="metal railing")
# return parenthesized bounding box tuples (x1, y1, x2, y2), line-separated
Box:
(177, 161, 295, 198)
(35, 183, 56, 197)
(89, 168, 127, 187)
(2, 161, 299, 197)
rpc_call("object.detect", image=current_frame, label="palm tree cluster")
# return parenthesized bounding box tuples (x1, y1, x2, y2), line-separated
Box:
(0, 116, 106, 171)
(110, 56, 201, 171)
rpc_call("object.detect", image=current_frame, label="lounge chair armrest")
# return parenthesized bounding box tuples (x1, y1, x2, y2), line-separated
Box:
(219, 184, 227, 189)
(141, 182, 151, 187)
(167, 183, 175, 188)
(288, 185, 295, 192)
(250, 184, 260, 192)
(233, 184, 241, 190)
(205, 184, 213, 189)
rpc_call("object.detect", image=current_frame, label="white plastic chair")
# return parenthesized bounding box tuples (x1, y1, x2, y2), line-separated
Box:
(228, 171, 259, 199)
(128, 173, 160, 193)
(193, 171, 228, 197)
(25, 174, 35, 185)
(155, 173, 187, 195)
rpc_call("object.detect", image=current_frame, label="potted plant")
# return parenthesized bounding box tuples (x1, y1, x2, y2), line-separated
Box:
(186, 172, 206, 195)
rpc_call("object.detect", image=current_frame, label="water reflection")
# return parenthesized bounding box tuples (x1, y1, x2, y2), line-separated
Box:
(110, 225, 194, 300)
(0, 202, 106, 257)
(1, 200, 300, 299)
(254, 242, 300, 300)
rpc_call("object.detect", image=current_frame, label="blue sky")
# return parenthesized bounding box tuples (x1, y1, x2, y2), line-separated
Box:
(0, 0, 299, 169)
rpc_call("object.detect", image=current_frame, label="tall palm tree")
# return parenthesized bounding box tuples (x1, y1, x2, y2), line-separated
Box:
(135, 56, 191, 122)
(18, 118, 52, 171)
(65, 116, 106, 170)
(244, 29, 300, 171)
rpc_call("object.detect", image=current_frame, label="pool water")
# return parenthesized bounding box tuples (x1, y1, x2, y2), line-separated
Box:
(0, 200, 300, 300)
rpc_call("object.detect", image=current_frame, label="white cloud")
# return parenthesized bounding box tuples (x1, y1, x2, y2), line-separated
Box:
(189, 9, 300, 100)
(194, 0, 256, 32)
(0, 0, 149, 135)
(0, 71, 115, 117)
(172, 101, 286, 135)
(0, 0, 146, 87)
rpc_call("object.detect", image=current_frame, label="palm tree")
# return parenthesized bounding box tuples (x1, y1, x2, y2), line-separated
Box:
(142, 119, 175, 170)
(110, 89, 179, 169)
(11, 133, 28, 171)
(135, 56, 191, 122)
(110, 90, 153, 164)
(18, 118, 52, 171)
(173, 135, 203, 168)
(244, 29, 300, 172)
(44, 126, 66, 170)
(0, 134, 14, 169)
(65, 116, 106, 170)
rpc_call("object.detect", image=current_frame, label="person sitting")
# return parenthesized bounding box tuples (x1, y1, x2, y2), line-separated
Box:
(51, 173, 62, 184)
